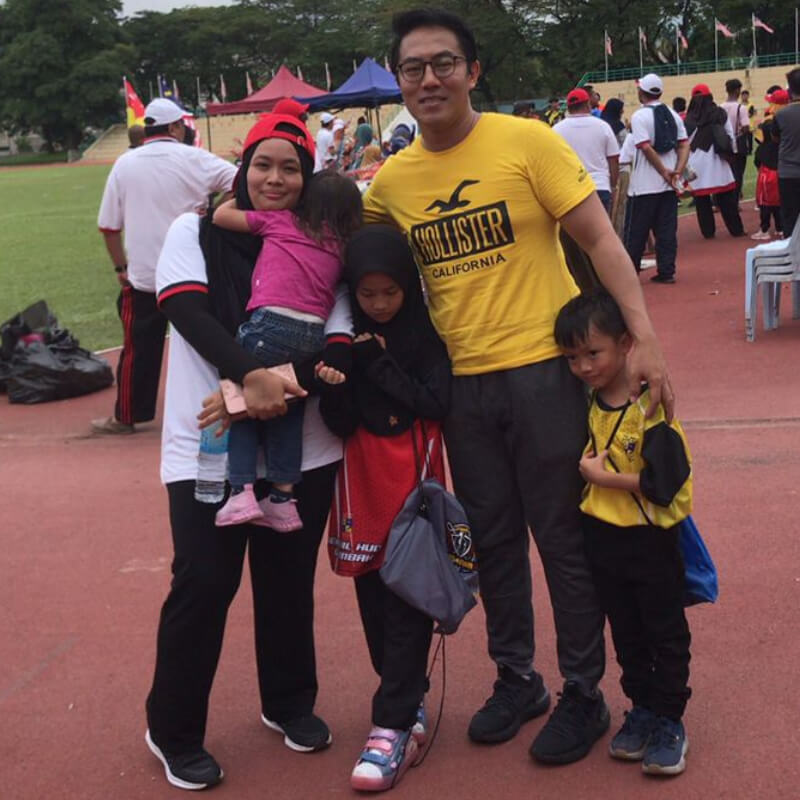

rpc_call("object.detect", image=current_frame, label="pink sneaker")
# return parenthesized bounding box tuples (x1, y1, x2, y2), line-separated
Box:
(350, 727, 418, 792)
(255, 496, 303, 532)
(215, 484, 263, 527)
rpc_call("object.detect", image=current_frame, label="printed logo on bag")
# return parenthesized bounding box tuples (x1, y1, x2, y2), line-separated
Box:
(447, 520, 477, 573)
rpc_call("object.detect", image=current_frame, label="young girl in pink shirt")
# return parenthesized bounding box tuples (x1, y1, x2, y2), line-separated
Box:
(213, 168, 362, 531)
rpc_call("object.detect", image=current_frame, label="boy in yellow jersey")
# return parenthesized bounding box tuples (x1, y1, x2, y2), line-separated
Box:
(363, 8, 674, 766)
(554, 290, 692, 777)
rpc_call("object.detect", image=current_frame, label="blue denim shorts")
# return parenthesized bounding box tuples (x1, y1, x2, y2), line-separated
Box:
(237, 308, 325, 367)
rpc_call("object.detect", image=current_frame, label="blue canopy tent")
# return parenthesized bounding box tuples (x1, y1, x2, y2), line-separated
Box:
(295, 58, 403, 140)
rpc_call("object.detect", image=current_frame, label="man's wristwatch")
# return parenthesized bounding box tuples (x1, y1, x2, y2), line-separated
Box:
(114, 264, 127, 273)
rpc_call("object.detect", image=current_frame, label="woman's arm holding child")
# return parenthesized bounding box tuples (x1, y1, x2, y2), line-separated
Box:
(213, 199, 252, 233)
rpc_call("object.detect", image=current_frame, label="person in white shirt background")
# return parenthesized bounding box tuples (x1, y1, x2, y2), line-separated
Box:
(720, 77, 751, 200)
(623, 73, 689, 285)
(554, 88, 620, 212)
(314, 111, 335, 172)
(94, 98, 237, 435)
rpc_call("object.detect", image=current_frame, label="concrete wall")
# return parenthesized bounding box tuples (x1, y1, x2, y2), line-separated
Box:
(591, 64, 799, 121)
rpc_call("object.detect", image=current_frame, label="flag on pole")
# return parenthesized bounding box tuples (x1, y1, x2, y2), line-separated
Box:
(639, 27, 648, 46)
(324, 62, 332, 91)
(715, 20, 734, 38)
(679, 29, 688, 49)
(219, 74, 227, 102)
(753, 15, 775, 34)
(246, 71, 254, 96)
(605, 32, 613, 56)
(123, 77, 146, 128)
(296, 66, 304, 81)
(159, 75, 173, 99)
(172, 79, 180, 101)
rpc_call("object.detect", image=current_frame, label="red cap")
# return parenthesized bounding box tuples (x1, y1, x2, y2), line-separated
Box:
(272, 97, 310, 118)
(241, 113, 315, 163)
(766, 89, 790, 105)
(566, 88, 590, 106)
(691, 83, 711, 97)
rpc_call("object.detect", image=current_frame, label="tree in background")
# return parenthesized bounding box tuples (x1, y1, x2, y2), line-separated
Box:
(0, 0, 135, 151)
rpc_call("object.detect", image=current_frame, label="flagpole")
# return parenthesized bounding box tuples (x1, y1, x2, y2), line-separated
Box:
(714, 19, 719, 72)
(639, 27, 643, 73)
(604, 29, 609, 82)
(796, 8, 798, 64)
(752, 13, 758, 66)
(122, 76, 128, 126)
(676, 29, 680, 73)
(196, 75, 201, 109)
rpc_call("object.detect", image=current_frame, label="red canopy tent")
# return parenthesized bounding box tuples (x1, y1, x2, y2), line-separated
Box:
(206, 66, 326, 116)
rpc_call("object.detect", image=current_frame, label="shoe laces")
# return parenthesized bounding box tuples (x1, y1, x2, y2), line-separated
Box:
(648, 717, 682, 750)
(545, 682, 592, 733)
(482, 677, 530, 715)
(619, 706, 653, 737)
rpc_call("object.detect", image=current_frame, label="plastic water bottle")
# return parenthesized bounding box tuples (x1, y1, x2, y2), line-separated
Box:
(194, 421, 228, 503)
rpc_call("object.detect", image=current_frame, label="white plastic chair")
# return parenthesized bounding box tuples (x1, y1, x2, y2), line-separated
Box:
(745, 217, 800, 341)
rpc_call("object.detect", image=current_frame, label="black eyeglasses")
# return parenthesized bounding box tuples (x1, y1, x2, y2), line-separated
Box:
(396, 54, 467, 83)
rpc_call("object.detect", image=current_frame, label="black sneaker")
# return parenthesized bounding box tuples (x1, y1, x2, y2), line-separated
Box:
(145, 729, 223, 790)
(650, 274, 676, 284)
(261, 712, 332, 752)
(468, 667, 551, 743)
(529, 681, 610, 764)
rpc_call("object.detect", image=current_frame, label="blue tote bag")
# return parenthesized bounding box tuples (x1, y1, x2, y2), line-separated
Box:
(678, 515, 718, 606)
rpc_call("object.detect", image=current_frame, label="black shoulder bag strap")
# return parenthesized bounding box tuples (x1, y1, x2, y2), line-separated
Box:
(588, 391, 654, 526)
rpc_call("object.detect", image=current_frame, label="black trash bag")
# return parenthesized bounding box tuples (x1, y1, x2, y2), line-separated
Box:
(1, 300, 113, 404)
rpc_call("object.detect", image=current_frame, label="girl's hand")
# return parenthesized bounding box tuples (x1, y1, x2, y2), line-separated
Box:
(315, 362, 347, 384)
(354, 332, 385, 348)
(197, 390, 232, 434)
(579, 450, 610, 485)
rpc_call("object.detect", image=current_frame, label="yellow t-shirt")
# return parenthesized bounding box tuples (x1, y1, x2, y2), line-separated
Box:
(580, 391, 693, 528)
(363, 113, 595, 375)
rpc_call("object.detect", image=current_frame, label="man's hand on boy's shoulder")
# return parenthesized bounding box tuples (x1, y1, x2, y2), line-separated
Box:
(627, 335, 674, 421)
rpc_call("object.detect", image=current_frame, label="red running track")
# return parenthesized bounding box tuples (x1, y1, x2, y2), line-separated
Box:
(2, 207, 800, 799)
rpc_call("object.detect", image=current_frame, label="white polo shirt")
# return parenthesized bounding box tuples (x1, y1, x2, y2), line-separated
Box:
(720, 101, 749, 154)
(97, 137, 237, 292)
(553, 114, 620, 192)
(155, 213, 349, 485)
(629, 102, 688, 196)
(314, 126, 334, 172)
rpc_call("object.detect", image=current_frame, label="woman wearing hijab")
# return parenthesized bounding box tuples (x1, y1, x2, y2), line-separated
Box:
(684, 84, 744, 238)
(144, 113, 353, 790)
(349, 122, 376, 170)
(317, 226, 451, 791)
(601, 98, 628, 147)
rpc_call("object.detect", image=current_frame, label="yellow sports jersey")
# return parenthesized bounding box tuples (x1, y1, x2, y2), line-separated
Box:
(580, 390, 693, 528)
(363, 113, 595, 375)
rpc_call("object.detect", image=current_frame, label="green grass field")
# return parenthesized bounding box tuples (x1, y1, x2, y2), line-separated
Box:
(0, 163, 120, 350)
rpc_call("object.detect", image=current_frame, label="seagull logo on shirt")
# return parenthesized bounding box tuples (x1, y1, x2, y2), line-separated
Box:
(425, 179, 480, 213)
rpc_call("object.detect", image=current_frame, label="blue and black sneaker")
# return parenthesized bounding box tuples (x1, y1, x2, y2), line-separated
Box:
(642, 716, 688, 776)
(609, 706, 657, 760)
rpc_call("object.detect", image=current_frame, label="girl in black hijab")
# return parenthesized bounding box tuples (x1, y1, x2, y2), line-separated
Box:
(317, 225, 451, 792)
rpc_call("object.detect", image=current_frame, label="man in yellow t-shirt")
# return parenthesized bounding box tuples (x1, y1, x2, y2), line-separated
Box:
(364, 7, 674, 768)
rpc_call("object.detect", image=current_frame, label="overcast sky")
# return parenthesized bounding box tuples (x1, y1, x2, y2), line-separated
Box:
(121, 0, 233, 16)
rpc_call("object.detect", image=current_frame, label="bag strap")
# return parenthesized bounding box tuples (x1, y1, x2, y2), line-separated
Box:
(414, 633, 446, 766)
(588, 391, 654, 526)
(410, 419, 433, 489)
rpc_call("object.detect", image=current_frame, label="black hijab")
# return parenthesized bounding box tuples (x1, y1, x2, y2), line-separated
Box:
(684, 94, 727, 152)
(343, 225, 449, 435)
(200, 127, 314, 335)
(601, 98, 625, 135)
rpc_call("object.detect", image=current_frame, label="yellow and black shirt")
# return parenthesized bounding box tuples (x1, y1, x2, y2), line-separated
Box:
(580, 388, 693, 529)
(363, 113, 595, 375)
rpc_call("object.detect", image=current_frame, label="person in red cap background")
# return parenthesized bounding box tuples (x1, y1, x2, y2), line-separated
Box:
(683, 84, 744, 239)
(211, 118, 362, 532)
(554, 88, 620, 212)
(144, 112, 357, 790)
